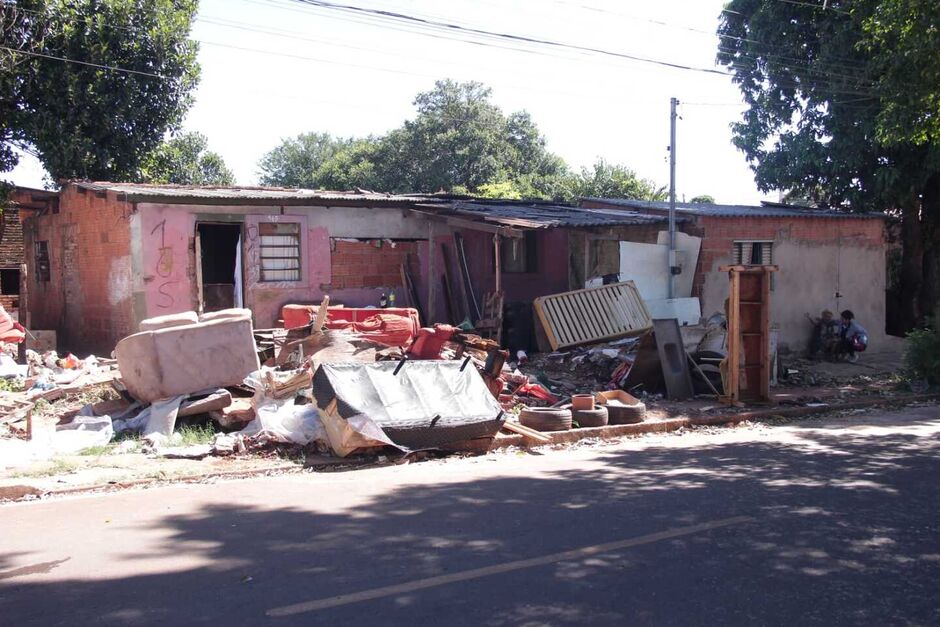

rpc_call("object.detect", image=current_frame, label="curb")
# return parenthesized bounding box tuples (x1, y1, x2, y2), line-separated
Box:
(492, 393, 940, 450)
(6, 393, 937, 502)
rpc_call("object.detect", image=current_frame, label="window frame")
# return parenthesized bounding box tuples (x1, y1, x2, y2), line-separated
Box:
(258, 222, 302, 283)
(500, 231, 539, 274)
(35, 240, 51, 282)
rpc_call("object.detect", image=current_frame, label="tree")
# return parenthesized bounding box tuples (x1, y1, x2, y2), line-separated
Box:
(1, 0, 200, 181)
(570, 159, 667, 201)
(717, 0, 940, 330)
(256, 80, 571, 195)
(139, 132, 234, 186)
(258, 132, 354, 188)
(690, 195, 715, 204)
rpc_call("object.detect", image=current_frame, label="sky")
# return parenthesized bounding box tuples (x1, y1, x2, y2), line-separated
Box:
(10, 0, 774, 205)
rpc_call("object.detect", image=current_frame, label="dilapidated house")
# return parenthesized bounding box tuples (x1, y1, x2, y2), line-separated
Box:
(14, 183, 675, 354)
(581, 198, 889, 350)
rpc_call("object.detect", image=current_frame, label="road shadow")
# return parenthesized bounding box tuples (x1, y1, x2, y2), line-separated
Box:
(1, 413, 939, 626)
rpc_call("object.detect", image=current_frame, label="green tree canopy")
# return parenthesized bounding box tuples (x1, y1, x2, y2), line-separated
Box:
(1, 0, 200, 181)
(257, 80, 571, 195)
(140, 132, 234, 186)
(690, 195, 715, 204)
(570, 160, 666, 201)
(717, 0, 940, 329)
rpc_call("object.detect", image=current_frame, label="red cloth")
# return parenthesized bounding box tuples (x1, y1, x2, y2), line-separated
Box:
(0, 306, 24, 344)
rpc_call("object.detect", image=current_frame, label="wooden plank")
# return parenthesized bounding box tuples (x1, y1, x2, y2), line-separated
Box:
(501, 421, 552, 443)
(194, 230, 204, 315)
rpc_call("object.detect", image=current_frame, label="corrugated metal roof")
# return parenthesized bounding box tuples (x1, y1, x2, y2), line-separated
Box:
(73, 181, 448, 205)
(582, 197, 888, 219)
(446, 200, 675, 229)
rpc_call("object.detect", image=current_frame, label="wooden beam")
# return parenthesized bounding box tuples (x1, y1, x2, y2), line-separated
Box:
(493, 234, 502, 294)
(427, 221, 437, 324)
(409, 209, 525, 238)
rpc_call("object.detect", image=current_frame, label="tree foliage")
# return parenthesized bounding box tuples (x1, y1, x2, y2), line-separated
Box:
(717, 0, 940, 329)
(0, 0, 200, 181)
(690, 195, 715, 204)
(140, 132, 234, 186)
(258, 80, 662, 202)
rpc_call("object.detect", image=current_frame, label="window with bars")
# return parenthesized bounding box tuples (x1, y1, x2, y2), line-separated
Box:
(35, 241, 50, 282)
(259, 222, 301, 282)
(732, 240, 773, 266)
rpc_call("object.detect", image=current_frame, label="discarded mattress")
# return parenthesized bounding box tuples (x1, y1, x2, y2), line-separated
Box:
(312, 360, 505, 450)
(116, 311, 260, 402)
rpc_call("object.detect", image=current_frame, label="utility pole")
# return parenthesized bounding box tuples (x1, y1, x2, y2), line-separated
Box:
(668, 96, 679, 299)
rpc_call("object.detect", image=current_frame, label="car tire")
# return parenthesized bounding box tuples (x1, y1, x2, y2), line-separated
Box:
(519, 407, 572, 432)
(572, 406, 608, 428)
(606, 402, 646, 424)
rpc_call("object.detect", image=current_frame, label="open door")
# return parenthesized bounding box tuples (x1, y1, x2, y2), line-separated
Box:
(196, 222, 243, 313)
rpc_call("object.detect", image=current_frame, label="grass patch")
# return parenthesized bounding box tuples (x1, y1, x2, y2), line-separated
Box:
(11, 458, 81, 479)
(78, 444, 114, 457)
(177, 423, 217, 446)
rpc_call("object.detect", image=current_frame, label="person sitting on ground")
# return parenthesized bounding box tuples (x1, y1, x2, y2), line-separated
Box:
(835, 309, 868, 362)
(806, 309, 838, 359)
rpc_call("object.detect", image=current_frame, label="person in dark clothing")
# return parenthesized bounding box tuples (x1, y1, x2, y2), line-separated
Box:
(835, 309, 868, 362)
(807, 309, 838, 359)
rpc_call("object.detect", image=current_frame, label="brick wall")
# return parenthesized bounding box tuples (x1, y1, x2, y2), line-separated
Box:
(18, 185, 134, 355)
(0, 207, 24, 270)
(691, 215, 885, 298)
(330, 239, 420, 290)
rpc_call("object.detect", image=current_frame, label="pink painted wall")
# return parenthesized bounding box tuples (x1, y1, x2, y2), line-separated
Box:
(138, 205, 197, 317)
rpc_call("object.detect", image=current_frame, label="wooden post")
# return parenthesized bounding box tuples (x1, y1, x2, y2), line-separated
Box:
(493, 234, 502, 294)
(427, 222, 436, 324)
(194, 231, 204, 315)
(727, 268, 741, 403)
(18, 262, 28, 363)
(583, 233, 590, 287)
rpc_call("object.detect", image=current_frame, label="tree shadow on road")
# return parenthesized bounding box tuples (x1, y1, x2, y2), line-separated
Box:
(1, 412, 939, 626)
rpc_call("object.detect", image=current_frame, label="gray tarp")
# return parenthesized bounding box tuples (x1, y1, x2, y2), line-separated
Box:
(312, 360, 505, 450)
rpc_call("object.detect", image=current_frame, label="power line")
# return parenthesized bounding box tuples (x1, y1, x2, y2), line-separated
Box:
(0, 45, 168, 78)
(286, 0, 731, 77)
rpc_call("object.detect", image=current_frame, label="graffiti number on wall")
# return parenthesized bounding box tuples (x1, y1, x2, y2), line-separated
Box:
(150, 219, 177, 306)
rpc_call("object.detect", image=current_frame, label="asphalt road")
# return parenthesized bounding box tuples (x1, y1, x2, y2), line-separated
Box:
(2, 406, 939, 626)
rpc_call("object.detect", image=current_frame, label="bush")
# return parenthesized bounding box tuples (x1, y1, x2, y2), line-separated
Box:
(903, 319, 940, 383)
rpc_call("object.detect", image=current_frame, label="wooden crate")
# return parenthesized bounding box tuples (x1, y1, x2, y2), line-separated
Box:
(533, 281, 652, 351)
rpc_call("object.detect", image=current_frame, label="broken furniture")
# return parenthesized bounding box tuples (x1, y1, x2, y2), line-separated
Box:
(115, 309, 260, 403)
(281, 304, 421, 347)
(533, 281, 652, 351)
(622, 319, 695, 400)
(312, 360, 505, 452)
(720, 265, 777, 403)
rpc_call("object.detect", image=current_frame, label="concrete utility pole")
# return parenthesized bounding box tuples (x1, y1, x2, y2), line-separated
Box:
(668, 96, 679, 299)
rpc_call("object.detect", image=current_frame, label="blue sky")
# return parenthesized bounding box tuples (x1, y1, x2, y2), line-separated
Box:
(11, 0, 772, 204)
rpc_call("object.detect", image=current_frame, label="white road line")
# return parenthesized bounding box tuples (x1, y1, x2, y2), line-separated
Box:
(267, 515, 753, 617)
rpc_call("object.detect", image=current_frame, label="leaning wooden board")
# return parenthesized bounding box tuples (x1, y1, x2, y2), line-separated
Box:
(533, 281, 653, 351)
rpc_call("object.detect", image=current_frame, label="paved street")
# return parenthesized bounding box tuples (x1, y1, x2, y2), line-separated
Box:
(2, 406, 939, 626)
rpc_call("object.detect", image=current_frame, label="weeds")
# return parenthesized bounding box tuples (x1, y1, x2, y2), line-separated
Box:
(78, 444, 113, 456)
(177, 423, 217, 446)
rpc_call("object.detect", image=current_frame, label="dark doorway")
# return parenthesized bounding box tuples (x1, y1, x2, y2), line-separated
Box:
(197, 223, 242, 313)
(1, 268, 20, 295)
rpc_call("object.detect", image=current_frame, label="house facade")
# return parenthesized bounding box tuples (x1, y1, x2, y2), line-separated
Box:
(581, 198, 889, 350)
(15, 183, 673, 354)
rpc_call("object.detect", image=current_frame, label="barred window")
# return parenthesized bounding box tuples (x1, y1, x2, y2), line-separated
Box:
(733, 240, 773, 266)
(259, 223, 301, 282)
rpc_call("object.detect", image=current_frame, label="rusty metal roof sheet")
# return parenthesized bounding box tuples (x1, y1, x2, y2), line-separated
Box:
(582, 198, 887, 219)
(444, 200, 675, 229)
(73, 182, 451, 205)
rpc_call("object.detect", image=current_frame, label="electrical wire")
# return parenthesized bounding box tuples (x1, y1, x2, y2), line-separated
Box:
(0, 44, 168, 78)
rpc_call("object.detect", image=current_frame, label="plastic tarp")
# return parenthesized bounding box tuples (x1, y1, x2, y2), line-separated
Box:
(312, 360, 505, 450)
